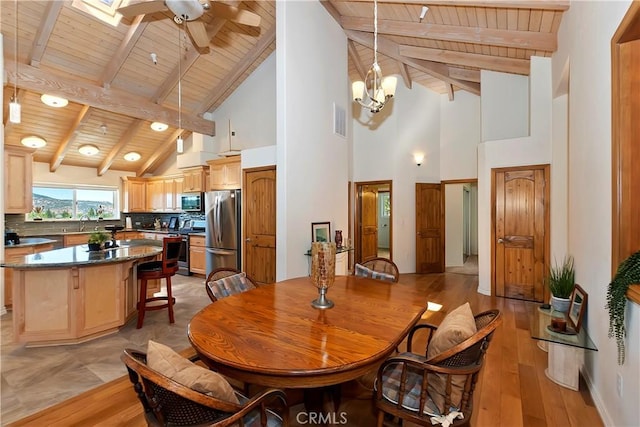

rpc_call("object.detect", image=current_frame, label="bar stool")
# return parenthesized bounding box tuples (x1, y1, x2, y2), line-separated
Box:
(136, 236, 183, 329)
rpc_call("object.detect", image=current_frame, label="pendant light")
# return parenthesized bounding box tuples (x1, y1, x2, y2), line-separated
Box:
(352, 0, 397, 113)
(176, 24, 184, 154)
(9, 0, 20, 124)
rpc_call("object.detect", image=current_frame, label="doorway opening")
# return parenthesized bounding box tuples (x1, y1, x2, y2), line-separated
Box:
(443, 180, 478, 276)
(354, 180, 393, 264)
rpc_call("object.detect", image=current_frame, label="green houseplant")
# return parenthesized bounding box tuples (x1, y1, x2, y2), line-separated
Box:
(546, 255, 575, 312)
(87, 231, 109, 251)
(606, 250, 640, 365)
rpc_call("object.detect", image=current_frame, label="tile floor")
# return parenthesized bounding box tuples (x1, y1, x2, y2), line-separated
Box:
(0, 274, 210, 425)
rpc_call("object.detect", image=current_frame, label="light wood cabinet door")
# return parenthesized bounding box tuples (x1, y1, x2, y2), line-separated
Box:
(146, 180, 165, 211)
(189, 235, 206, 275)
(182, 166, 207, 192)
(122, 178, 146, 212)
(4, 243, 54, 308)
(4, 146, 33, 213)
(208, 157, 241, 190)
(64, 234, 92, 247)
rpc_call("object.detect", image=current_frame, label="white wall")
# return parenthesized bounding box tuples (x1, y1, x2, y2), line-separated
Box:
(353, 82, 441, 273)
(552, 1, 638, 425)
(33, 162, 134, 188)
(440, 91, 481, 180)
(276, 1, 350, 280)
(477, 57, 553, 295)
(481, 72, 529, 141)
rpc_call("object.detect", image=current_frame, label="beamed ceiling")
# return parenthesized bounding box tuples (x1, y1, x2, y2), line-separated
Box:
(2, 0, 568, 176)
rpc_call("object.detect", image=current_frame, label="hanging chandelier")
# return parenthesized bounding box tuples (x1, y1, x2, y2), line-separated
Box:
(352, 0, 397, 113)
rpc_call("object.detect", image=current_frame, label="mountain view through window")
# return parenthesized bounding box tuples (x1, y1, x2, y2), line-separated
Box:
(29, 186, 118, 220)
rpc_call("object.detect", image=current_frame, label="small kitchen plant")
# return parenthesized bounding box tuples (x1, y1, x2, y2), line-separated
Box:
(606, 250, 640, 365)
(87, 231, 109, 251)
(546, 255, 575, 312)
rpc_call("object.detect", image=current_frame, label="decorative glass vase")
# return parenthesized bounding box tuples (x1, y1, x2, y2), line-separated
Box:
(310, 242, 336, 309)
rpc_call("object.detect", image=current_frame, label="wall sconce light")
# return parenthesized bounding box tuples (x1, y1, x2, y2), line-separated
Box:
(414, 153, 425, 166)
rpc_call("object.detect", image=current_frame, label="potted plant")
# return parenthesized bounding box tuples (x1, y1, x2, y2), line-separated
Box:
(606, 250, 640, 365)
(546, 255, 575, 312)
(87, 231, 109, 251)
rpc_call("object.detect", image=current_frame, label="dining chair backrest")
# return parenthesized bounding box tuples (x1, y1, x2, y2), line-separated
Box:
(355, 257, 400, 282)
(205, 268, 260, 302)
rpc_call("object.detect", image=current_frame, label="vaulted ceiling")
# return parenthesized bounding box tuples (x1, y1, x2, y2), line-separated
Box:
(2, 0, 568, 176)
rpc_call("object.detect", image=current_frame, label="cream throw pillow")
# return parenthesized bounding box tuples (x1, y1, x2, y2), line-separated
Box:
(425, 302, 477, 412)
(146, 340, 239, 404)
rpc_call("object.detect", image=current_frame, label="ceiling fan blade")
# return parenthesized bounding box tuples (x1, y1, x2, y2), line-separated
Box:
(187, 20, 211, 49)
(209, 2, 261, 27)
(118, 1, 168, 17)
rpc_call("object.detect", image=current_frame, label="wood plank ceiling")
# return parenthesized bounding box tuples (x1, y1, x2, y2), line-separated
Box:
(2, 0, 568, 176)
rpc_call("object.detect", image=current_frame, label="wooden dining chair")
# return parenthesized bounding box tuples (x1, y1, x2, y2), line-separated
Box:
(121, 348, 289, 426)
(205, 267, 261, 302)
(374, 308, 502, 427)
(355, 257, 400, 282)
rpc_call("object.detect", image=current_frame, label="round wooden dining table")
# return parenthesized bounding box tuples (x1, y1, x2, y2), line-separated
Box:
(188, 275, 429, 389)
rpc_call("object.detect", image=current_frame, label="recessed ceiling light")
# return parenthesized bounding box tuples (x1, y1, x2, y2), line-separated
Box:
(21, 135, 47, 148)
(40, 94, 69, 108)
(124, 151, 141, 162)
(150, 122, 169, 132)
(79, 144, 99, 156)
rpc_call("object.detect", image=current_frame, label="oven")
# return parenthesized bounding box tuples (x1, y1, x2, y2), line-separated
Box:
(177, 234, 190, 276)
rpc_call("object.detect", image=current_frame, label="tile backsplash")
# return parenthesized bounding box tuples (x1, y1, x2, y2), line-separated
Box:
(5, 212, 204, 236)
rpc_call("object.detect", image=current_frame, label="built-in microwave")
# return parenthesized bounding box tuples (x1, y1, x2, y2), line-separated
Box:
(180, 192, 204, 212)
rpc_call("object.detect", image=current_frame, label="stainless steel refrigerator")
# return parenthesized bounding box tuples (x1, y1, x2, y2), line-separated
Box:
(205, 190, 241, 276)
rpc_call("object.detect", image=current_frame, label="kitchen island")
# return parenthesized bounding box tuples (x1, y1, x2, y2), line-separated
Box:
(0, 240, 163, 347)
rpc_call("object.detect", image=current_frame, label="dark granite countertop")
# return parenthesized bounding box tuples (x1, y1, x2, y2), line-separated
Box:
(1, 239, 163, 269)
(4, 237, 58, 249)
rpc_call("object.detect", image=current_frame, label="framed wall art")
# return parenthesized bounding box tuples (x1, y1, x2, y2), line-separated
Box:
(311, 222, 331, 243)
(568, 284, 587, 332)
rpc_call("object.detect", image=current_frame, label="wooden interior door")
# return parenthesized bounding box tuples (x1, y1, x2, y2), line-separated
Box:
(243, 167, 276, 285)
(360, 185, 378, 262)
(415, 183, 444, 273)
(493, 165, 549, 302)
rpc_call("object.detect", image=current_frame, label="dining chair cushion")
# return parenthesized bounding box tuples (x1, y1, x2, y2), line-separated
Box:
(354, 263, 396, 282)
(207, 272, 255, 299)
(377, 354, 442, 417)
(146, 340, 239, 404)
(426, 302, 477, 412)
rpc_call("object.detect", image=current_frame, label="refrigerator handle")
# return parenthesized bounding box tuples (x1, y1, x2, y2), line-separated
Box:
(206, 248, 236, 256)
(216, 194, 222, 247)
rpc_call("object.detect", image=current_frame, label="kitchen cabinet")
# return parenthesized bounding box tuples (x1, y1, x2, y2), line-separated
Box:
(189, 235, 206, 275)
(208, 156, 241, 190)
(4, 146, 33, 213)
(164, 176, 183, 211)
(182, 166, 208, 192)
(64, 233, 92, 247)
(146, 179, 165, 212)
(122, 177, 147, 213)
(4, 243, 54, 308)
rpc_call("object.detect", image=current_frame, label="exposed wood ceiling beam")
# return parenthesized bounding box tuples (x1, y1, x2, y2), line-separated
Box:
(399, 44, 530, 75)
(101, 15, 149, 88)
(198, 25, 276, 112)
(345, 30, 480, 95)
(5, 60, 216, 136)
(50, 105, 91, 172)
(398, 61, 412, 89)
(449, 67, 481, 83)
(98, 119, 144, 176)
(137, 129, 187, 176)
(153, 18, 227, 104)
(332, 0, 570, 11)
(340, 16, 557, 51)
(29, 1, 64, 67)
(347, 40, 367, 80)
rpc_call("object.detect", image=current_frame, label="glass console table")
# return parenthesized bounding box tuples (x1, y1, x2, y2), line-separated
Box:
(530, 306, 597, 390)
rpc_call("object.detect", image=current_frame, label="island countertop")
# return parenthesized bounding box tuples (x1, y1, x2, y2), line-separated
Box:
(0, 239, 162, 269)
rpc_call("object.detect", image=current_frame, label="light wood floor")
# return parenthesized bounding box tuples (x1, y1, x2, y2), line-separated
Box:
(6, 273, 603, 427)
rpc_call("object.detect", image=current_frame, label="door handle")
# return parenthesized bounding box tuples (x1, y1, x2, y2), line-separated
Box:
(246, 238, 252, 242)
(498, 238, 505, 243)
